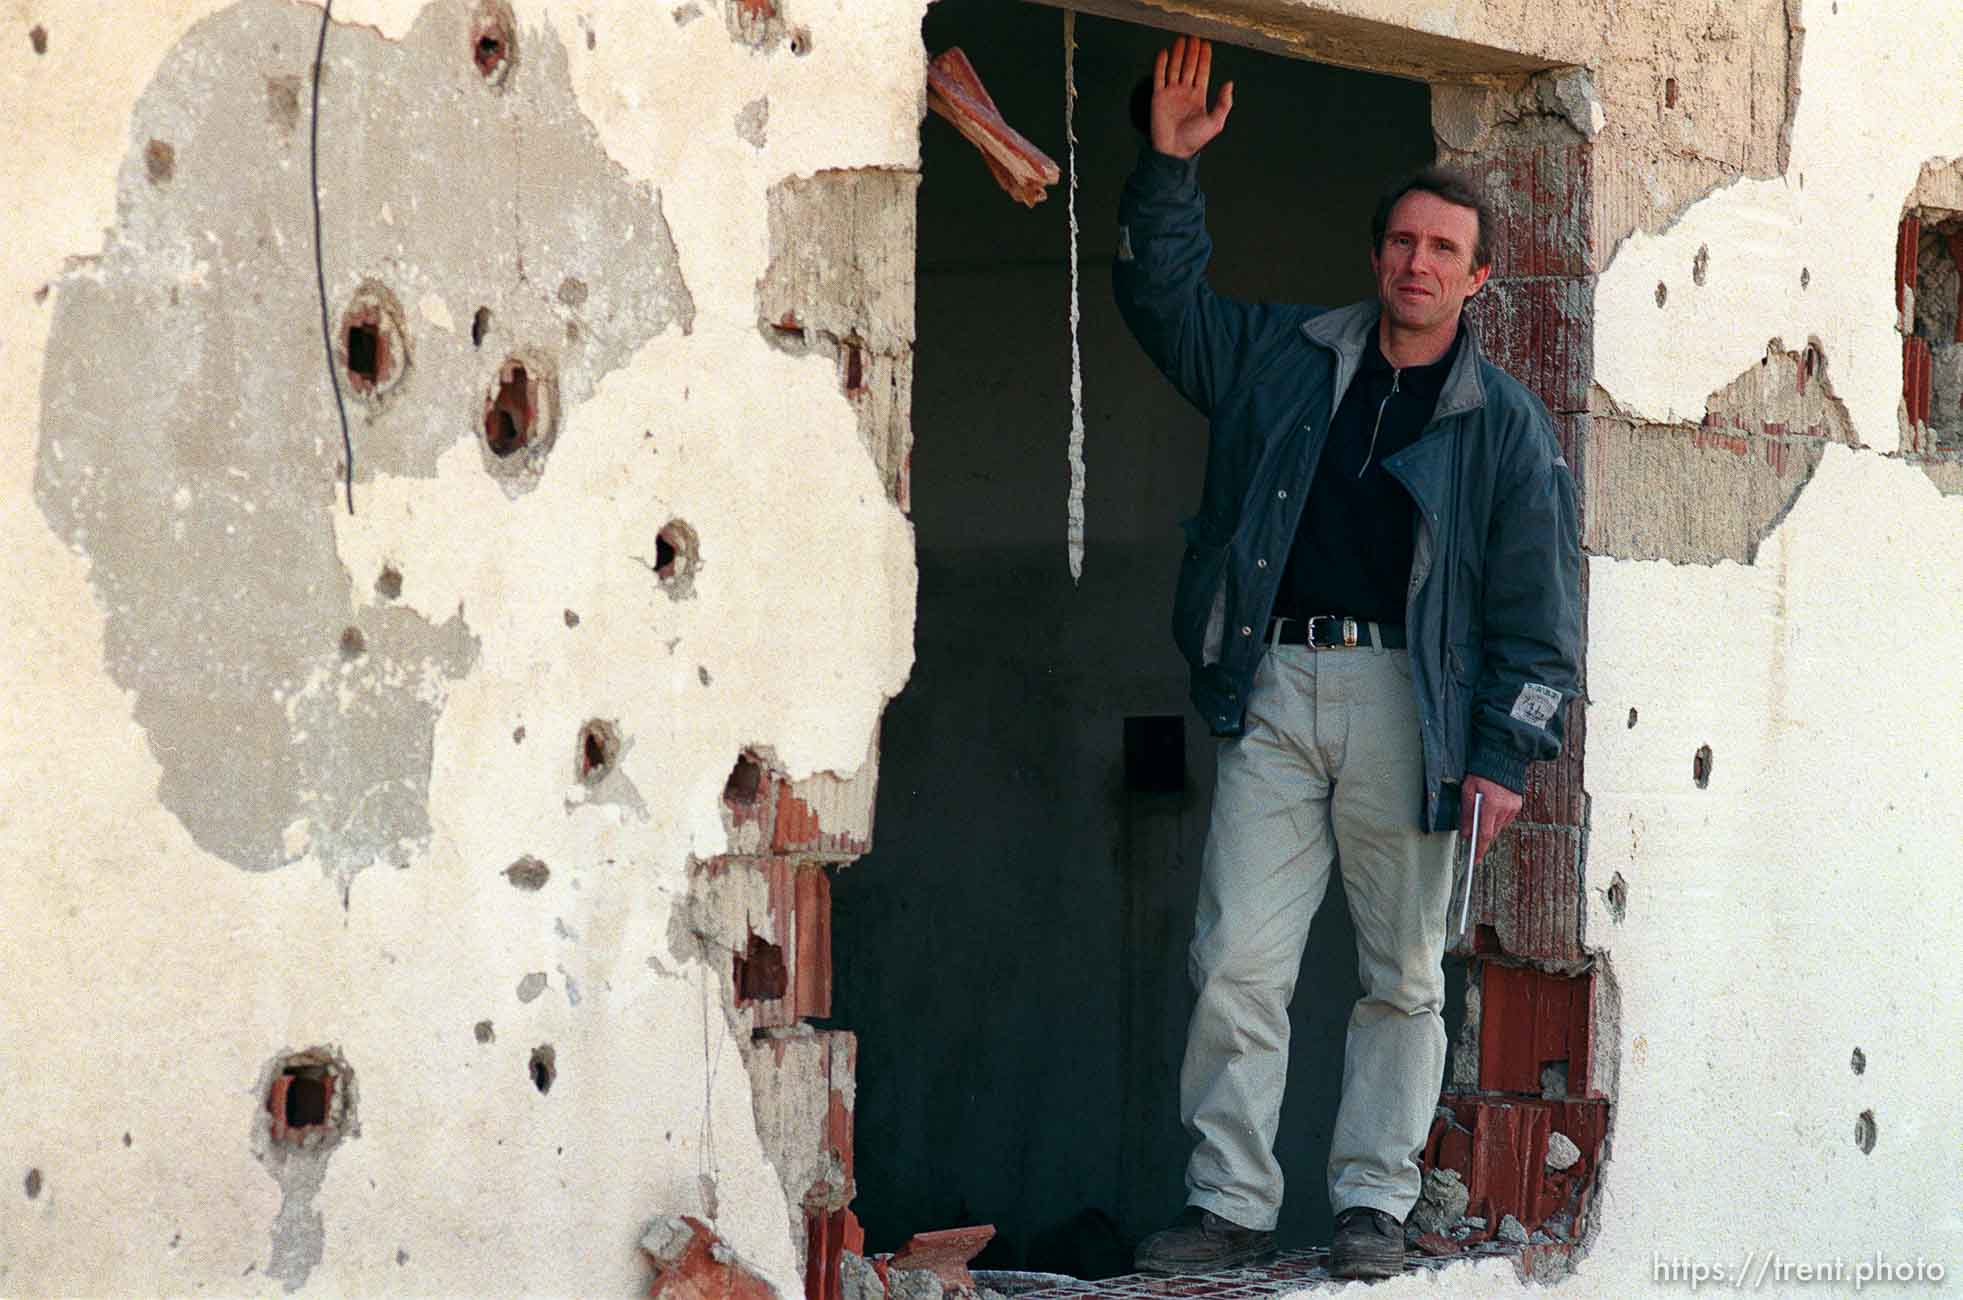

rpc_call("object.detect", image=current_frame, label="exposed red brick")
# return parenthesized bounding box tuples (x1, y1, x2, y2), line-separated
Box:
(1414, 1232, 1459, 1257)
(1428, 1095, 1609, 1231)
(1463, 277, 1592, 415)
(1521, 700, 1585, 828)
(1477, 964, 1595, 1096)
(806, 1208, 847, 1300)
(1472, 144, 1593, 280)
(773, 781, 872, 859)
(1897, 214, 1921, 314)
(1455, 826, 1584, 963)
(644, 1216, 777, 1300)
(1905, 335, 1933, 445)
(890, 1225, 996, 1292)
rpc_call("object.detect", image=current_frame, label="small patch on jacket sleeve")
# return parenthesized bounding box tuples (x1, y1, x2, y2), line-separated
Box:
(1117, 224, 1135, 262)
(1510, 682, 1562, 729)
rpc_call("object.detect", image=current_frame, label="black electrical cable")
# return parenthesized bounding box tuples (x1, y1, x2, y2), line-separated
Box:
(309, 0, 355, 516)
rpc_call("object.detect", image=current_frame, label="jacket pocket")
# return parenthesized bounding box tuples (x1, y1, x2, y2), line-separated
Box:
(1173, 523, 1232, 668)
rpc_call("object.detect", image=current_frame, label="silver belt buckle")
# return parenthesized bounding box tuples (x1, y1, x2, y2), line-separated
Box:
(1309, 615, 1360, 648)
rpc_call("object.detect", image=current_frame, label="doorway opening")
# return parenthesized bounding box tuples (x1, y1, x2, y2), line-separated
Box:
(832, 0, 1449, 1277)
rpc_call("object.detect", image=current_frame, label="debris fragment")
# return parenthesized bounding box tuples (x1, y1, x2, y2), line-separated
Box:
(889, 1225, 996, 1293)
(926, 49, 1060, 208)
(1407, 1167, 1469, 1236)
(1497, 1214, 1530, 1245)
(1545, 1131, 1581, 1171)
(642, 1215, 776, 1300)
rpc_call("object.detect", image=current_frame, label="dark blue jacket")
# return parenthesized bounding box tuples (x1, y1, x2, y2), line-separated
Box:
(1113, 149, 1582, 832)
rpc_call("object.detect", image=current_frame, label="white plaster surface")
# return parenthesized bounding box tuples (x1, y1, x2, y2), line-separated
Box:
(1, 0, 920, 1293)
(1595, 0, 1963, 452)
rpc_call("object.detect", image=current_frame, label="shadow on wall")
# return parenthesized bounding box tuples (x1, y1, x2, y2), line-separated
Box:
(828, 0, 1453, 1276)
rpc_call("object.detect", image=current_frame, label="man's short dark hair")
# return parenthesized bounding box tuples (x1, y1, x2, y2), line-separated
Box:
(1371, 167, 1494, 271)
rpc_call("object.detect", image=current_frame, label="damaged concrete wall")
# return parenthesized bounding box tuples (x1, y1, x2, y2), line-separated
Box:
(2, 0, 918, 1293)
(1565, 0, 1963, 1290)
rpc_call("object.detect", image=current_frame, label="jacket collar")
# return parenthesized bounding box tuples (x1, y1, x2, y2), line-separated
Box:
(1300, 300, 1488, 421)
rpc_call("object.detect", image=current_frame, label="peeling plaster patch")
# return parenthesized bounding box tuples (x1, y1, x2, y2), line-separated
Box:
(1596, 4, 1963, 451)
(34, 0, 693, 879)
(1587, 343, 1856, 563)
(735, 96, 770, 149)
(674, 4, 704, 26)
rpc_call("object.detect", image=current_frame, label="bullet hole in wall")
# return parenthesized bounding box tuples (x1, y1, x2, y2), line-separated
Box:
(472, 1, 517, 88)
(577, 720, 620, 784)
(29, 25, 48, 54)
(529, 1045, 556, 1094)
(339, 626, 366, 659)
(265, 1050, 352, 1149)
(564, 609, 580, 628)
(504, 854, 550, 891)
(1626, 707, 1638, 728)
(1605, 873, 1628, 922)
(145, 139, 175, 184)
(122, 1132, 132, 1148)
(1854, 1109, 1876, 1154)
(1851, 1046, 1866, 1075)
(1654, 281, 1668, 308)
(483, 357, 553, 466)
(513, 725, 526, 744)
(1664, 76, 1678, 108)
(651, 520, 699, 597)
(471, 307, 490, 348)
(724, 752, 765, 806)
(375, 565, 403, 600)
(1801, 266, 1811, 289)
(699, 666, 712, 687)
(24, 1168, 42, 1199)
(341, 283, 409, 400)
(789, 26, 812, 55)
(734, 932, 789, 1003)
(1692, 244, 1709, 287)
(348, 321, 381, 385)
(475, 1020, 496, 1044)
(1692, 744, 1713, 788)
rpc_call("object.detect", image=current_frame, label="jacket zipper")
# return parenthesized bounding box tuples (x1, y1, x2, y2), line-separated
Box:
(1356, 367, 1401, 478)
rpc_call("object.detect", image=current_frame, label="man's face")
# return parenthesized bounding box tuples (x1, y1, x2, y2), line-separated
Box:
(1371, 190, 1491, 335)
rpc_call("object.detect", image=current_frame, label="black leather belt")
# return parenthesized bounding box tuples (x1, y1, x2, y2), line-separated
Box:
(1267, 615, 1407, 649)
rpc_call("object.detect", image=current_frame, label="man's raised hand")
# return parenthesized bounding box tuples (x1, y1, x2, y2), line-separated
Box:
(1150, 36, 1234, 160)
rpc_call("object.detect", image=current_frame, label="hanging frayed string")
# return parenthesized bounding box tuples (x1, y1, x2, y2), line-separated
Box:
(1063, 10, 1086, 584)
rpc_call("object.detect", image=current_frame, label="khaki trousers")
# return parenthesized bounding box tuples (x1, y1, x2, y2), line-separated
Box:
(1180, 641, 1456, 1231)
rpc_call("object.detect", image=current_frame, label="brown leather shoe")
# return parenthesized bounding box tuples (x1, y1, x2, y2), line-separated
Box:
(1134, 1206, 1276, 1275)
(1329, 1207, 1406, 1279)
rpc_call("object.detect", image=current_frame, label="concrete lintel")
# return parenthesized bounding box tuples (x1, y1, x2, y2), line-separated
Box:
(1020, 0, 1577, 84)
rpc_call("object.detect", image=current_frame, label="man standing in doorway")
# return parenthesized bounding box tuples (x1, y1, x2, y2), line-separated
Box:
(1114, 37, 1582, 1281)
